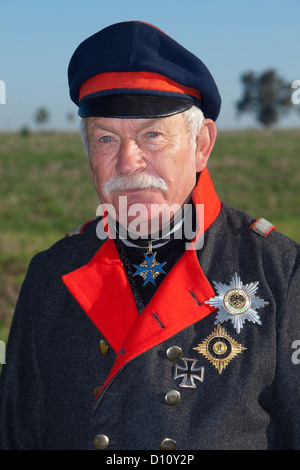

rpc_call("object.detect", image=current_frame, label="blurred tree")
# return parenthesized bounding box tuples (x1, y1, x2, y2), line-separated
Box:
(34, 107, 50, 129)
(19, 125, 31, 137)
(236, 69, 292, 127)
(66, 112, 75, 123)
(66, 112, 76, 129)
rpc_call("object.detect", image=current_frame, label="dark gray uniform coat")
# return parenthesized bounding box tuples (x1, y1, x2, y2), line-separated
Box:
(1, 169, 300, 450)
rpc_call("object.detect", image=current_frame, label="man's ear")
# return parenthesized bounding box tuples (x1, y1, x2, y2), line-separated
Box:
(195, 119, 217, 172)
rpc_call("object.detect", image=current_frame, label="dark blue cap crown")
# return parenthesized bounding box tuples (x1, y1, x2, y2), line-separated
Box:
(68, 21, 221, 120)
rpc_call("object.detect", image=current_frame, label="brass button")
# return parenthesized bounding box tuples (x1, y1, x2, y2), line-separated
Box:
(93, 434, 109, 450)
(99, 339, 109, 355)
(165, 389, 181, 406)
(166, 346, 182, 362)
(160, 438, 177, 450)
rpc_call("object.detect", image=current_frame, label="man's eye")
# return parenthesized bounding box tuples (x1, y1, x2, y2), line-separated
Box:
(100, 136, 112, 143)
(147, 131, 160, 138)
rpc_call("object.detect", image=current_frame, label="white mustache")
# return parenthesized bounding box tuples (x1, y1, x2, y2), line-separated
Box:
(103, 173, 168, 195)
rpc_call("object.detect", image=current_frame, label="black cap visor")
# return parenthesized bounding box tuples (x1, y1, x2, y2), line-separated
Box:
(78, 94, 194, 118)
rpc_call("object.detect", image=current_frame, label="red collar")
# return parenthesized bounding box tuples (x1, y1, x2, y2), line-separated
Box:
(191, 167, 221, 232)
(62, 168, 221, 394)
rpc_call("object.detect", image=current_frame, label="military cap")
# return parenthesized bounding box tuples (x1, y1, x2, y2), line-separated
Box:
(68, 21, 221, 120)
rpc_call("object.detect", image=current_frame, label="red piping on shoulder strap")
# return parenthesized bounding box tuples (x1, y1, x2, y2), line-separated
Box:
(65, 220, 93, 238)
(250, 217, 276, 238)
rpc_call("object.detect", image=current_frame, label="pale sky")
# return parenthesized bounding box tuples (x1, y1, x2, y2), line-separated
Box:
(1, 0, 299, 130)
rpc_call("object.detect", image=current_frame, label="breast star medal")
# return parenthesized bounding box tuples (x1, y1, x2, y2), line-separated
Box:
(204, 272, 269, 334)
(193, 324, 246, 374)
(132, 241, 167, 286)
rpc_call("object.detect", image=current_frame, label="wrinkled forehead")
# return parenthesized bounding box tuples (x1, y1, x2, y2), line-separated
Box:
(84, 112, 186, 135)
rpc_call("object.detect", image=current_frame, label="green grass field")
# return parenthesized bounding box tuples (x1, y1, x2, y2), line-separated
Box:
(0, 128, 299, 344)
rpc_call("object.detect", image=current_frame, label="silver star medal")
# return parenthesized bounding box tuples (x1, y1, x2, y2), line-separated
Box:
(205, 272, 268, 334)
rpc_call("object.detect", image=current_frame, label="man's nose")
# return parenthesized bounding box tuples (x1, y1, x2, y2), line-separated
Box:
(116, 139, 147, 175)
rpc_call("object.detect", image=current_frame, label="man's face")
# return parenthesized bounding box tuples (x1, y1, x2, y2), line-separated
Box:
(86, 112, 210, 234)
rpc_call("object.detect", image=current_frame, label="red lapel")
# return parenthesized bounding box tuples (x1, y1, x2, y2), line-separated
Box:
(96, 247, 216, 394)
(62, 238, 139, 353)
(62, 168, 221, 393)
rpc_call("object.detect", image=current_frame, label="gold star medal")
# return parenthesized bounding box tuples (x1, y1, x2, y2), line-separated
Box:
(193, 324, 246, 374)
(205, 272, 269, 334)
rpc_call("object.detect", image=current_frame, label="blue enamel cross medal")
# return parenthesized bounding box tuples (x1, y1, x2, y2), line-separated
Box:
(132, 241, 167, 286)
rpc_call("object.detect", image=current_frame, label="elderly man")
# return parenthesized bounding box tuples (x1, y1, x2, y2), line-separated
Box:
(0, 21, 300, 451)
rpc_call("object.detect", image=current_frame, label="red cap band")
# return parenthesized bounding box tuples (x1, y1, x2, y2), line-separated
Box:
(79, 71, 202, 103)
